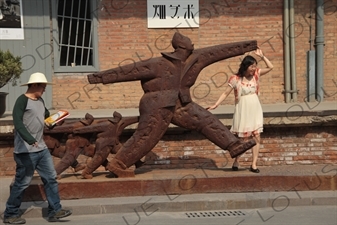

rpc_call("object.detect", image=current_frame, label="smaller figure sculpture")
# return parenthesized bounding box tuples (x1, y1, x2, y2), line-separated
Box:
(44, 113, 96, 176)
(74, 111, 143, 179)
(45, 111, 145, 179)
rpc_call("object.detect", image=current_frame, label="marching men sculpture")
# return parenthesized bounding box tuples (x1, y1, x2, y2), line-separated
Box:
(48, 33, 258, 178)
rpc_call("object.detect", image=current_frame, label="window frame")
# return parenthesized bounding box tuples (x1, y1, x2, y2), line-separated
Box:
(51, 0, 100, 73)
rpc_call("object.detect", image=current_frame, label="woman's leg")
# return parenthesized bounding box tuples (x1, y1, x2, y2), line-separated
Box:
(251, 135, 260, 170)
(233, 134, 261, 171)
(231, 136, 245, 170)
(232, 156, 240, 170)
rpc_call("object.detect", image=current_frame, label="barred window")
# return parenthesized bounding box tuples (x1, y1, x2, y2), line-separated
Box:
(52, 0, 99, 72)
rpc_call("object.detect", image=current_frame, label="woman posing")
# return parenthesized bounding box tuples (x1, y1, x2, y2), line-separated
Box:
(208, 47, 273, 173)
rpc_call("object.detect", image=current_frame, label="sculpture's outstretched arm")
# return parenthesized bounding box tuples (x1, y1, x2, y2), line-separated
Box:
(192, 40, 257, 69)
(179, 40, 257, 91)
(87, 59, 158, 84)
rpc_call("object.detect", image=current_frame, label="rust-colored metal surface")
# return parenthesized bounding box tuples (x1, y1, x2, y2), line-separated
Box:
(86, 32, 258, 177)
(44, 111, 143, 179)
(44, 113, 96, 175)
(73, 111, 142, 179)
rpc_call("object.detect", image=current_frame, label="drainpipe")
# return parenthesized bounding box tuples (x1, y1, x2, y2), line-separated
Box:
(307, 4, 316, 102)
(284, 0, 291, 103)
(316, 0, 325, 101)
(289, 0, 297, 101)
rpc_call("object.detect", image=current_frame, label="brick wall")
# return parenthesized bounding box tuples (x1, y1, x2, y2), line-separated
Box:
(1, 125, 336, 177)
(51, 0, 337, 110)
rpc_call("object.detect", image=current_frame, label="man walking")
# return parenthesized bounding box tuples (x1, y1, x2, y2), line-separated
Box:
(3, 72, 72, 224)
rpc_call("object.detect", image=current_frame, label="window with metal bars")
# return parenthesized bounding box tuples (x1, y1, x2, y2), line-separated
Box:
(52, 0, 99, 72)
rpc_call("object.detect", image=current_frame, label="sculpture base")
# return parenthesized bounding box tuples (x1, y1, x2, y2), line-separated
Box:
(17, 164, 336, 202)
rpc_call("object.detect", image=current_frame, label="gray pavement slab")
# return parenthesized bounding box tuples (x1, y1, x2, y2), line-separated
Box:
(6, 205, 337, 225)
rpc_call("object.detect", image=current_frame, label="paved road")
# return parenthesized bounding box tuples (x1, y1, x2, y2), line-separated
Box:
(20, 205, 337, 225)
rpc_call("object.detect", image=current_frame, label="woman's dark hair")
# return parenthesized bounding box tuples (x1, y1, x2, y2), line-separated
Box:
(237, 55, 257, 77)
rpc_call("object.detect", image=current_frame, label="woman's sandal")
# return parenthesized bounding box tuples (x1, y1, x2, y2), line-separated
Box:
(232, 162, 239, 171)
(232, 166, 239, 171)
(250, 166, 260, 173)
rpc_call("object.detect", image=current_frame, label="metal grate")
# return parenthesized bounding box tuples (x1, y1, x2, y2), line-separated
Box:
(185, 210, 246, 218)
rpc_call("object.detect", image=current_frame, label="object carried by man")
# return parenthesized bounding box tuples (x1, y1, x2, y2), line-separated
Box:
(45, 110, 69, 127)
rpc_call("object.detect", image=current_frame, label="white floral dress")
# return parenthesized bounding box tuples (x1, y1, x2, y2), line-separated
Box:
(228, 69, 263, 138)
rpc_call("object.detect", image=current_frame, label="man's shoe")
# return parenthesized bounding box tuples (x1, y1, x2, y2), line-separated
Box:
(3, 216, 26, 224)
(48, 209, 72, 222)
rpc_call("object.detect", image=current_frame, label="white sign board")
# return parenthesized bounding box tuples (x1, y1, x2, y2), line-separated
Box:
(0, 0, 24, 40)
(147, 0, 199, 28)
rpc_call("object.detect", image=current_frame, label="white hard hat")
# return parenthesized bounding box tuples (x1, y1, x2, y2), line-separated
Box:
(20, 72, 54, 86)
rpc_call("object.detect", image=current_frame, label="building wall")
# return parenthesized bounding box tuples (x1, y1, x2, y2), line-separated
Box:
(1, 0, 53, 110)
(52, 0, 337, 110)
(1, 1, 336, 177)
(0, 125, 336, 176)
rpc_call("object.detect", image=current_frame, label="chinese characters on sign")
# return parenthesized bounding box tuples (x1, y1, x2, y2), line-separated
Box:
(147, 0, 199, 28)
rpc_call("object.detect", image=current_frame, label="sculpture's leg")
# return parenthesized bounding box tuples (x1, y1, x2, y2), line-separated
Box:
(101, 159, 108, 167)
(107, 106, 175, 177)
(134, 160, 145, 168)
(172, 101, 256, 158)
(54, 137, 89, 175)
(82, 144, 112, 179)
(109, 143, 144, 168)
(50, 146, 66, 159)
(82, 144, 96, 158)
(54, 146, 84, 175)
(70, 160, 86, 172)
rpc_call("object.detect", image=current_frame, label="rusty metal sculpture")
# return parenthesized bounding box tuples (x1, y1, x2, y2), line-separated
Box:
(73, 111, 143, 179)
(44, 113, 96, 176)
(44, 111, 144, 179)
(87, 32, 258, 177)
